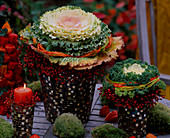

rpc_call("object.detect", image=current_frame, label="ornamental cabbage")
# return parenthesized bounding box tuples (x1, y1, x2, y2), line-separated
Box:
(39, 6, 101, 41)
(20, 6, 124, 70)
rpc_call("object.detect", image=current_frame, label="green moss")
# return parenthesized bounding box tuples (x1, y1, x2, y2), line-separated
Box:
(147, 102, 170, 133)
(91, 123, 129, 138)
(53, 113, 85, 138)
(27, 81, 41, 92)
(0, 118, 15, 138)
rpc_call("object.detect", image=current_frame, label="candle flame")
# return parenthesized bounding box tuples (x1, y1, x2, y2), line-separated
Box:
(24, 83, 26, 89)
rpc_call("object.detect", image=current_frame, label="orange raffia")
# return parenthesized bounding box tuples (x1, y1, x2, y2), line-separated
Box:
(37, 43, 73, 57)
(33, 38, 37, 44)
(32, 36, 112, 58)
(79, 47, 101, 58)
(113, 83, 126, 87)
(2, 21, 12, 34)
(150, 75, 159, 81)
(105, 36, 113, 49)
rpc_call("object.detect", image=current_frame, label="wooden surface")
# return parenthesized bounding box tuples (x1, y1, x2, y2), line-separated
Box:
(0, 84, 170, 138)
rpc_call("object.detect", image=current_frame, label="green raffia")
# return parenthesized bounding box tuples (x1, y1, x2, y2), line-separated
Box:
(106, 74, 160, 91)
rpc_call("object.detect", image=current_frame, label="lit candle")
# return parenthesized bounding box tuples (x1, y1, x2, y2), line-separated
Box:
(14, 84, 33, 104)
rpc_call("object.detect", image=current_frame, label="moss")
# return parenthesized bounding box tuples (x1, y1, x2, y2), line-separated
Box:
(27, 81, 41, 92)
(147, 102, 170, 133)
(0, 118, 15, 138)
(53, 113, 85, 138)
(91, 123, 129, 138)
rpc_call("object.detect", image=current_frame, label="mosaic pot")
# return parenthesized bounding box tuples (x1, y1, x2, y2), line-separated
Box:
(118, 106, 150, 138)
(12, 104, 34, 137)
(39, 66, 96, 124)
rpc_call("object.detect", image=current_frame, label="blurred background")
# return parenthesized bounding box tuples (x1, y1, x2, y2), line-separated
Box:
(0, 0, 137, 62)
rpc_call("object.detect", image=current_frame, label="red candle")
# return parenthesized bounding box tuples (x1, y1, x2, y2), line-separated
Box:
(14, 84, 33, 104)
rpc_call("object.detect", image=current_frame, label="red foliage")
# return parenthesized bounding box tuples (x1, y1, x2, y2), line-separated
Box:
(126, 34, 138, 51)
(96, 4, 104, 9)
(129, 136, 136, 138)
(14, 66, 22, 75)
(7, 62, 18, 70)
(121, 12, 131, 24)
(108, 9, 116, 16)
(103, 15, 113, 25)
(3, 53, 10, 63)
(93, 12, 106, 19)
(0, 5, 6, 11)
(30, 134, 40, 138)
(9, 50, 19, 60)
(0, 23, 23, 115)
(0, 105, 8, 115)
(116, 1, 126, 8)
(129, 24, 137, 30)
(105, 110, 118, 122)
(99, 105, 110, 117)
(5, 44, 16, 54)
(0, 36, 9, 46)
(8, 33, 18, 46)
(4, 70, 14, 81)
(83, 0, 94, 2)
(128, 0, 135, 10)
(116, 14, 124, 25)
(14, 74, 23, 84)
(114, 31, 125, 37)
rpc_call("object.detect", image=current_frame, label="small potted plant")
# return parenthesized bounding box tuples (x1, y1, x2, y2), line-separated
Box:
(19, 5, 124, 123)
(100, 58, 166, 137)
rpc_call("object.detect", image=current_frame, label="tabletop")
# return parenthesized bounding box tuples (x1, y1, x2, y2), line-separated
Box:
(0, 84, 170, 138)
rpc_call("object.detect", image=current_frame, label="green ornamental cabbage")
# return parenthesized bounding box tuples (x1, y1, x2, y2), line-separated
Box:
(53, 113, 85, 138)
(100, 58, 166, 107)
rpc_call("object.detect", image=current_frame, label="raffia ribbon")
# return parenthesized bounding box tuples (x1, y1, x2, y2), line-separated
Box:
(31, 36, 113, 58)
(106, 74, 160, 91)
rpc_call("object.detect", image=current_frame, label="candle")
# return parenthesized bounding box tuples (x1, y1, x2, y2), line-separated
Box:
(14, 84, 33, 104)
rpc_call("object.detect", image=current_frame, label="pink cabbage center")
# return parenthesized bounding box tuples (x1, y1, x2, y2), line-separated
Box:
(57, 15, 81, 30)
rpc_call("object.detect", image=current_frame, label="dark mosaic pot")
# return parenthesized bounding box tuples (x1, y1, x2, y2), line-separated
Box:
(12, 105, 34, 137)
(118, 106, 150, 138)
(40, 68, 96, 124)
